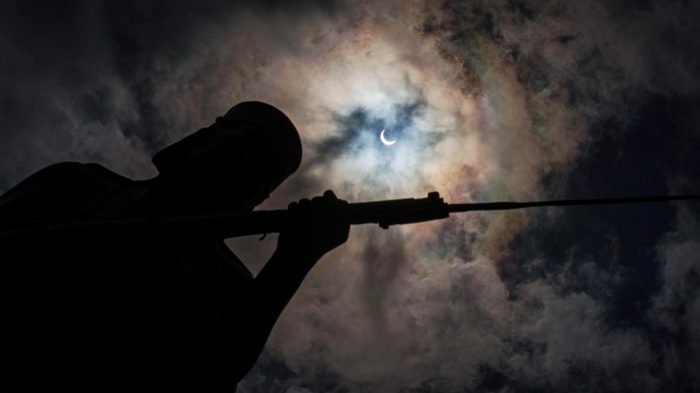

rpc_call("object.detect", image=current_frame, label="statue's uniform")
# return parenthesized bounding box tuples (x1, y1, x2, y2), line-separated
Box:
(1, 162, 257, 393)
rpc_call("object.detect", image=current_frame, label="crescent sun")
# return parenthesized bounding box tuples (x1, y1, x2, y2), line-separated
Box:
(380, 129, 396, 146)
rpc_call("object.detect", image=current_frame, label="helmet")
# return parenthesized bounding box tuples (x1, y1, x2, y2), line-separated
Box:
(152, 101, 302, 190)
(218, 101, 302, 184)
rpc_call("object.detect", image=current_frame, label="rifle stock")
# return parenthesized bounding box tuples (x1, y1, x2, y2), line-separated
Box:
(162, 191, 450, 238)
(1, 192, 698, 240)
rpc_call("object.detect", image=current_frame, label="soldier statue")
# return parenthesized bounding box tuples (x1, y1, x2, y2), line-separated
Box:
(0, 101, 349, 392)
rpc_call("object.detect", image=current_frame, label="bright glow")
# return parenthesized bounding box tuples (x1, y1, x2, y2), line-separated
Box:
(379, 129, 396, 145)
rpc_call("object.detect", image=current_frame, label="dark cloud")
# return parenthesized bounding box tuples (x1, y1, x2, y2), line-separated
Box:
(2, 0, 700, 392)
(315, 101, 430, 159)
(420, 2, 700, 390)
(0, 0, 344, 190)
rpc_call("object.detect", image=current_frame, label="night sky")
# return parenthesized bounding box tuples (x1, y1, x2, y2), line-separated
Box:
(2, 1, 700, 392)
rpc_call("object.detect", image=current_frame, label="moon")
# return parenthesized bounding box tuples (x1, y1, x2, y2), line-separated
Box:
(380, 129, 396, 146)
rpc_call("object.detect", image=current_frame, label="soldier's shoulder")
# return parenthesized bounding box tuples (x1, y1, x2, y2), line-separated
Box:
(2, 162, 129, 198)
(0, 162, 133, 230)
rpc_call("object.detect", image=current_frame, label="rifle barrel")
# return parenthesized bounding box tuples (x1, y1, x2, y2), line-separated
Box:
(447, 195, 700, 213)
(1, 194, 698, 241)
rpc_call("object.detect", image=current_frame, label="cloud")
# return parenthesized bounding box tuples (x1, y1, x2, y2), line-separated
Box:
(2, 0, 700, 392)
(649, 206, 700, 389)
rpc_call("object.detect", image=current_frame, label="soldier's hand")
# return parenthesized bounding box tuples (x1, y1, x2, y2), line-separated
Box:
(278, 190, 350, 259)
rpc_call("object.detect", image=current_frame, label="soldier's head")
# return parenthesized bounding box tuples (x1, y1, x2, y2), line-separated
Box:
(151, 101, 302, 214)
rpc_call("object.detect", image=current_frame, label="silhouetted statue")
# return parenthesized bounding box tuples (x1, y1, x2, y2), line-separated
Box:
(0, 102, 349, 392)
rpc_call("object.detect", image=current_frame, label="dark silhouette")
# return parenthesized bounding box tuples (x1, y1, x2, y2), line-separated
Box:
(2, 102, 697, 393)
(0, 101, 349, 393)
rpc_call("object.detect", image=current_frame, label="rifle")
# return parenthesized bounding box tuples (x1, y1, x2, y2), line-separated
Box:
(1, 192, 698, 240)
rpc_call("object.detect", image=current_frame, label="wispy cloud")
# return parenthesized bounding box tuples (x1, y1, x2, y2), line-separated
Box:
(2, 1, 699, 391)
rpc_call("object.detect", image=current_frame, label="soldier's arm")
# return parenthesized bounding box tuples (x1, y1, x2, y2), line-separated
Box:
(231, 191, 348, 377)
(253, 191, 348, 322)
